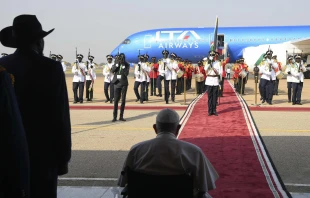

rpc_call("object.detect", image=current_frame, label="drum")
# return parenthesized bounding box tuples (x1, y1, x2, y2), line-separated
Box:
(177, 69, 184, 78)
(276, 70, 284, 80)
(195, 73, 204, 82)
(239, 70, 247, 78)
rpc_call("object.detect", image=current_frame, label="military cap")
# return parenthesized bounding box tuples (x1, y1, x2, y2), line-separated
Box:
(143, 54, 149, 59)
(266, 50, 273, 55)
(151, 57, 156, 59)
(50, 54, 57, 58)
(77, 54, 83, 58)
(209, 50, 216, 56)
(162, 49, 169, 55)
(57, 54, 63, 59)
(1, 53, 8, 56)
(88, 55, 94, 60)
(170, 52, 177, 57)
(295, 54, 301, 59)
(287, 56, 293, 60)
(239, 57, 244, 61)
(106, 55, 113, 59)
(139, 55, 144, 59)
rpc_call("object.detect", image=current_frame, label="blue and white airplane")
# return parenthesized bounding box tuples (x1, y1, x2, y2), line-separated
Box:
(110, 17, 310, 72)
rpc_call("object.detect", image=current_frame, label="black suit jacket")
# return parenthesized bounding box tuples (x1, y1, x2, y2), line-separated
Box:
(111, 61, 130, 86)
(0, 49, 71, 174)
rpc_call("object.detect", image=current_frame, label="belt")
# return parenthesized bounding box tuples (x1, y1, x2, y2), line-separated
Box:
(207, 75, 219, 77)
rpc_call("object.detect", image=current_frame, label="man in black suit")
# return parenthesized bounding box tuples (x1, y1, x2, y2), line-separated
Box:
(0, 15, 71, 198)
(111, 53, 130, 122)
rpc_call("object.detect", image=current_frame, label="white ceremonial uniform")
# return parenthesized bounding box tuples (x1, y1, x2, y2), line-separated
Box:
(118, 132, 219, 198)
(72, 62, 87, 82)
(285, 64, 295, 83)
(103, 63, 114, 83)
(165, 60, 178, 80)
(86, 63, 96, 81)
(61, 62, 66, 73)
(159, 58, 170, 77)
(298, 62, 307, 83)
(134, 62, 148, 82)
(204, 61, 222, 86)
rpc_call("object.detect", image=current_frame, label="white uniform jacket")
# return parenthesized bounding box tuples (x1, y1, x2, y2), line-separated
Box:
(103, 63, 114, 83)
(72, 62, 87, 82)
(204, 61, 222, 86)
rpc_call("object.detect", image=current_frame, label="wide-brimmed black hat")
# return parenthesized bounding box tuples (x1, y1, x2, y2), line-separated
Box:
(0, 14, 54, 48)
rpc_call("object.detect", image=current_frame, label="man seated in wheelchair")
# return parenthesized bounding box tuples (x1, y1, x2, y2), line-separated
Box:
(118, 108, 219, 198)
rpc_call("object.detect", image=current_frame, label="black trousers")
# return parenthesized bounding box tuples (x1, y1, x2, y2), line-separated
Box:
(287, 82, 292, 101)
(150, 78, 157, 96)
(73, 82, 84, 102)
(273, 79, 279, 95)
(134, 81, 146, 103)
(292, 82, 302, 104)
(156, 76, 164, 96)
(85, 80, 93, 100)
(30, 164, 58, 198)
(260, 79, 274, 103)
(186, 77, 191, 90)
(196, 81, 204, 94)
(176, 78, 183, 94)
(104, 82, 114, 102)
(164, 79, 176, 102)
(218, 77, 225, 96)
(227, 73, 230, 80)
(144, 82, 149, 101)
(237, 77, 246, 94)
(113, 83, 128, 119)
(208, 85, 219, 114)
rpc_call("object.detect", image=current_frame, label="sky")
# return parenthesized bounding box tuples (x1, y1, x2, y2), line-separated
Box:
(1, 0, 309, 63)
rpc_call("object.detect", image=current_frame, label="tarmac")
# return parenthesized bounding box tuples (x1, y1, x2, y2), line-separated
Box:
(58, 72, 310, 197)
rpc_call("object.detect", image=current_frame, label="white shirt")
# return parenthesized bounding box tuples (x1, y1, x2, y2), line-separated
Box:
(134, 62, 150, 82)
(285, 63, 300, 83)
(226, 68, 230, 73)
(118, 132, 219, 197)
(85, 62, 96, 81)
(259, 59, 278, 81)
(72, 62, 87, 82)
(297, 62, 307, 83)
(158, 58, 170, 77)
(103, 63, 114, 83)
(61, 62, 66, 72)
(285, 64, 294, 83)
(204, 61, 222, 86)
(165, 60, 178, 80)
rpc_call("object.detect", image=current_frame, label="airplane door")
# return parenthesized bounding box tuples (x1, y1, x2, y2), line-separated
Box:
(144, 35, 152, 48)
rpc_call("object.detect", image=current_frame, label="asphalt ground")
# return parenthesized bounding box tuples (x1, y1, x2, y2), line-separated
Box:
(59, 71, 310, 195)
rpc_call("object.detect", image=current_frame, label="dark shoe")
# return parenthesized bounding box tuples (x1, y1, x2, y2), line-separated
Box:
(135, 99, 139, 102)
(119, 118, 126, 121)
(298, 103, 302, 105)
(213, 112, 218, 116)
(80, 101, 83, 103)
(166, 101, 168, 104)
(150, 94, 153, 96)
(262, 100, 265, 104)
(172, 98, 175, 102)
(73, 101, 77, 104)
(105, 100, 109, 103)
(87, 98, 91, 101)
(208, 113, 212, 116)
(288, 100, 291, 103)
(268, 102, 272, 105)
(292, 103, 295, 105)
(112, 118, 117, 122)
(110, 100, 113, 103)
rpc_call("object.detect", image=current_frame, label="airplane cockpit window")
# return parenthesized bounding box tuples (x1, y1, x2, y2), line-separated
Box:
(122, 39, 131, 44)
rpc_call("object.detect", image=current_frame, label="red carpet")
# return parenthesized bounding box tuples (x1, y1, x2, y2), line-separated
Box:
(177, 80, 291, 198)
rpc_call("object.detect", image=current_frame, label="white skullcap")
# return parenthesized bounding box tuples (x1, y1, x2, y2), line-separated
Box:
(156, 108, 179, 124)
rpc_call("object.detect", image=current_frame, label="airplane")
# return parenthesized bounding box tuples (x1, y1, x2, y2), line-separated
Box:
(110, 17, 310, 77)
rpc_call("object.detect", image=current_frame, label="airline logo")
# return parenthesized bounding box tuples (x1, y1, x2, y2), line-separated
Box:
(155, 30, 201, 49)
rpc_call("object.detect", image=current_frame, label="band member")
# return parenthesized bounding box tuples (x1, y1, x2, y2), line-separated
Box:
(143, 54, 151, 101)
(176, 57, 184, 95)
(111, 53, 130, 122)
(232, 60, 240, 89)
(272, 55, 282, 95)
(204, 51, 222, 116)
(164, 52, 178, 103)
(259, 50, 278, 105)
(149, 57, 158, 96)
(103, 55, 115, 103)
(134, 55, 148, 103)
(72, 54, 87, 103)
(285, 56, 294, 102)
(293, 55, 306, 105)
(50, 54, 57, 61)
(157, 49, 169, 97)
(85, 55, 96, 101)
(56, 54, 66, 73)
(186, 61, 194, 90)
(237, 57, 248, 95)
(194, 61, 206, 94)
(219, 56, 230, 96)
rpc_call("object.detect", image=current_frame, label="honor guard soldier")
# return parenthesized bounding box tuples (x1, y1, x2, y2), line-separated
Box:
(134, 55, 149, 103)
(149, 57, 159, 96)
(272, 55, 282, 95)
(285, 56, 294, 102)
(143, 54, 151, 101)
(103, 55, 115, 103)
(85, 55, 96, 101)
(50, 54, 57, 61)
(290, 54, 306, 105)
(164, 52, 178, 103)
(56, 54, 66, 73)
(1, 53, 8, 58)
(204, 50, 222, 116)
(259, 50, 278, 105)
(157, 49, 169, 97)
(72, 54, 87, 103)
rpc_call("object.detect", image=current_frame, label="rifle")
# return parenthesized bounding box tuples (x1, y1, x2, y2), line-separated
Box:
(138, 49, 141, 79)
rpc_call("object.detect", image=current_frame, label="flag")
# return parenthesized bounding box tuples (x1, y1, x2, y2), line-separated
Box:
(213, 16, 218, 51)
(255, 53, 265, 66)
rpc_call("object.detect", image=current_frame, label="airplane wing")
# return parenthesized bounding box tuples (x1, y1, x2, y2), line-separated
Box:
(289, 38, 310, 45)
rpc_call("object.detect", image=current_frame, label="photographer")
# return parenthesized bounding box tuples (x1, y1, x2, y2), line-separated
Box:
(111, 53, 130, 122)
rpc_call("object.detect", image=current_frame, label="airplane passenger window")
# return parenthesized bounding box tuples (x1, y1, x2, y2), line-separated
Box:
(122, 39, 131, 44)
